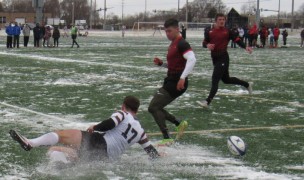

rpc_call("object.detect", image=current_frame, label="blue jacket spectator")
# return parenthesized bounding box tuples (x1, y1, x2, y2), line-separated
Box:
(13, 24, 21, 36)
(6, 24, 14, 36)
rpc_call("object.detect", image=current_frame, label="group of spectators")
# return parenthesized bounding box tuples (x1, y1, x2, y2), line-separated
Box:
(5, 22, 86, 49)
(5, 22, 22, 48)
(230, 24, 304, 48)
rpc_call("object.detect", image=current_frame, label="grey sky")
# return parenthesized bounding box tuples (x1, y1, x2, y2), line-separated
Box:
(95, 0, 303, 17)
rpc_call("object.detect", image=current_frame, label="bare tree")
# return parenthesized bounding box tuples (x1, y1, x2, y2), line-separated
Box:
(9, 0, 34, 13)
(60, 0, 90, 25)
(240, 1, 256, 16)
(44, 0, 60, 18)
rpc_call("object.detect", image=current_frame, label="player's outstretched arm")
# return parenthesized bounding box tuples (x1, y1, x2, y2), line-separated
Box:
(87, 118, 116, 133)
(153, 57, 168, 68)
(139, 133, 160, 159)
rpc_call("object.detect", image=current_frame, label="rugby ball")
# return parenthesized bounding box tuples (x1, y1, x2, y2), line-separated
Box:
(227, 136, 246, 156)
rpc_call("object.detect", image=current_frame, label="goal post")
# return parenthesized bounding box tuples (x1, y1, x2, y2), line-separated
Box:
(132, 22, 214, 32)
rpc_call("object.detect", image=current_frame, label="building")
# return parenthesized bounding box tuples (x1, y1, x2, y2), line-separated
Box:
(0, 12, 52, 28)
(227, 8, 249, 28)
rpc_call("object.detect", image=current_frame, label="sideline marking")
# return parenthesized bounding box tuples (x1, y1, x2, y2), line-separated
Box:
(189, 89, 304, 108)
(0, 101, 71, 123)
(147, 124, 304, 136)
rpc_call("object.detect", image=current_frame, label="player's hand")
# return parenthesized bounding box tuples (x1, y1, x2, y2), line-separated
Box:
(153, 57, 163, 66)
(246, 47, 253, 54)
(207, 43, 215, 51)
(87, 125, 95, 133)
(177, 79, 185, 91)
(158, 152, 167, 157)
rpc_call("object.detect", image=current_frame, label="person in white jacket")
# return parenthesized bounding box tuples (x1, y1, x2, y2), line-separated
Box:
(23, 24, 31, 47)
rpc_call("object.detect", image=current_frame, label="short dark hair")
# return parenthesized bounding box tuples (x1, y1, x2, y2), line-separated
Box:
(123, 96, 140, 113)
(215, 13, 226, 21)
(164, 18, 179, 28)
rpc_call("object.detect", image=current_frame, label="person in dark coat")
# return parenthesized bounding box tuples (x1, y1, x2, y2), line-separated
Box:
(33, 23, 41, 47)
(52, 26, 61, 47)
(282, 29, 288, 46)
(180, 25, 187, 39)
(301, 29, 304, 48)
(13, 22, 21, 48)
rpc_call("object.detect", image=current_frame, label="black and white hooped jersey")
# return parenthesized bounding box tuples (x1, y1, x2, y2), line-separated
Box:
(103, 111, 149, 161)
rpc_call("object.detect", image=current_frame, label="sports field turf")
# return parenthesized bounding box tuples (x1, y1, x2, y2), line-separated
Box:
(0, 31, 303, 179)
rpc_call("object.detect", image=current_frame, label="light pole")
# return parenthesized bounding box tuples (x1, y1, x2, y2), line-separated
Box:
(90, 0, 92, 29)
(291, 0, 294, 32)
(256, 0, 260, 29)
(145, 0, 147, 21)
(185, 0, 188, 28)
(278, 0, 280, 28)
(104, 0, 107, 30)
(72, 1, 75, 25)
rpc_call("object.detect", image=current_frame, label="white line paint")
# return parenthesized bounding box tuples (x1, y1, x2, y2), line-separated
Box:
(0, 101, 71, 123)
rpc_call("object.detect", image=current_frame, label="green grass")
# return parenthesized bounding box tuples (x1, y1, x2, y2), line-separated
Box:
(0, 34, 303, 179)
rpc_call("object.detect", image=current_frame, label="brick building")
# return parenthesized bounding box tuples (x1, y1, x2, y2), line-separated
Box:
(0, 12, 52, 28)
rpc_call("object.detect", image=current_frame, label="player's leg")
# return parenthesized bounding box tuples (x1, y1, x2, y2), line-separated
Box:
(221, 57, 252, 94)
(10, 129, 82, 151)
(221, 62, 249, 88)
(204, 61, 225, 105)
(148, 88, 176, 139)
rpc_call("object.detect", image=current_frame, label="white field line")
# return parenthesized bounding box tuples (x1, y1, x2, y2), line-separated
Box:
(0, 101, 72, 123)
(0, 51, 159, 72)
(1, 52, 303, 107)
(1, 51, 304, 87)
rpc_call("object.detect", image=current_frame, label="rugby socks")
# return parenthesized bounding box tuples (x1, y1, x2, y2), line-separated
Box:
(161, 129, 171, 139)
(29, 132, 59, 147)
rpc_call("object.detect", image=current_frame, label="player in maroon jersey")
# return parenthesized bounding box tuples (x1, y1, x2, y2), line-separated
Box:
(148, 19, 197, 145)
(197, 13, 253, 108)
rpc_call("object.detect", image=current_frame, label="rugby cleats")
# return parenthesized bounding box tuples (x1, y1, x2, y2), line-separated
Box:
(196, 100, 209, 108)
(247, 82, 253, 94)
(175, 120, 188, 140)
(9, 130, 32, 151)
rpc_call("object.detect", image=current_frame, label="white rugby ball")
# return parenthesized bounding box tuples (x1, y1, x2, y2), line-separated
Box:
(227, 136, 246, 156)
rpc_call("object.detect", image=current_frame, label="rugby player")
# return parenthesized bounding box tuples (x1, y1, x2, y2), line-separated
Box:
(10, 96, 160, 162)
(148, 18, 197, 145)
(197, 13, 253, 108)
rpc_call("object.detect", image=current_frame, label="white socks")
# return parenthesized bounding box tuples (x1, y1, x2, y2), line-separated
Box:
(29, 132, 59, 147)
(47, 150, 69, 163)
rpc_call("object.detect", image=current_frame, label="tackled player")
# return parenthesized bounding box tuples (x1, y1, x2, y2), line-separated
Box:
(10, 96, 160, 163)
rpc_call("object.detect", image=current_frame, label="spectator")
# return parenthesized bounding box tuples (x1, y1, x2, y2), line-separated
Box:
(269, 28, 274, 48)
(180, 25, 187, 39)
(33, 23, 41, 47)
(259, 26, 268, 48)
(23, 24, 31, 47)
(230, 25, 238, 48)
(282, 29, 288, 46)
(238, 26, 244, 42)
(5, 22, 14, 48)
(243, 26, 249, 46)
(63, 25, 69, 37)
(52, 26, 60, 47)
(249, 24, 258, 47)
(44, 26, 52, 47)
(13, 22, 21, 48)
(40, 24, 46, 47)
(301, 29, 304, 48)
(273, 26, 280, 48)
